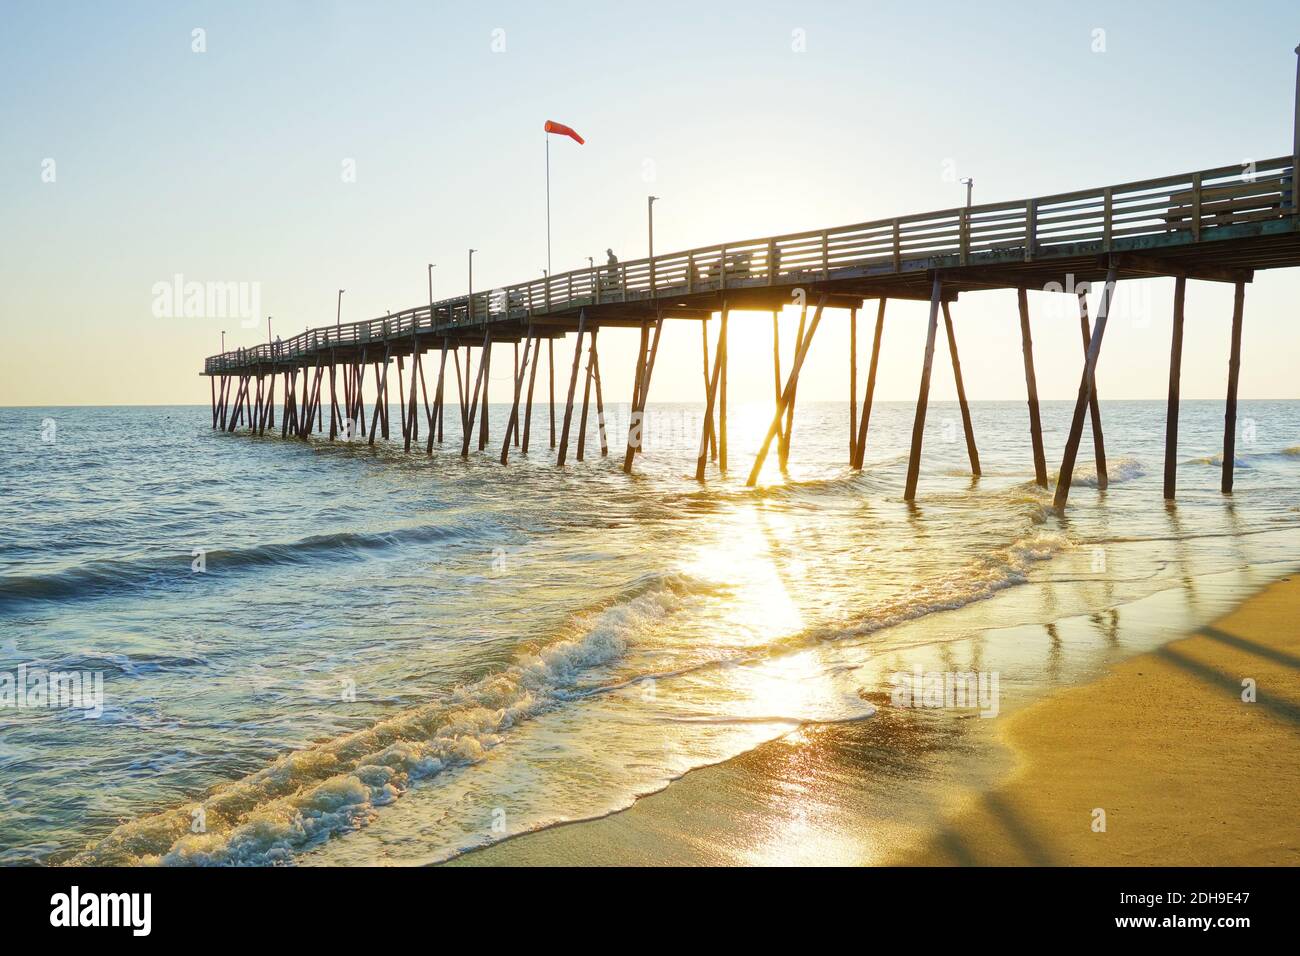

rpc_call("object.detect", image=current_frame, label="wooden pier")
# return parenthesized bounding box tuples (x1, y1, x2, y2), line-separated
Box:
(204, 55, 1300, 511)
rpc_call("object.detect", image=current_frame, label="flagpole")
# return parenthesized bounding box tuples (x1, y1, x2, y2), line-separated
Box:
(545, 134, 552, 277)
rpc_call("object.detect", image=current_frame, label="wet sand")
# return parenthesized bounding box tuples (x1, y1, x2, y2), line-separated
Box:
(906, 573, 1300, 866)
(449, 571, 1300, 867)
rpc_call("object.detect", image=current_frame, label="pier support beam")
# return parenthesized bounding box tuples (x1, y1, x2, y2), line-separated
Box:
(1018, 288, 1048, 488)
(849, 307, 858, 464)
(1221, 281, 1246, 493)
(478, 333, 492, 451)
(1164, 276, 1187, 500)
(501, 324, 534, 465)
(942, 301, 980, 477)
(780, 301, 809, 471)
(1054, 263, 1119, 512)
(719, 308, 729, 474)
(747, 294, 827, 486)
(623, 317, 663, 474)
(700, 318, 718, 461)
(265, 373, 274, 431)
(328, 359, 338, 440)
(557, 312, 587, 466)
(512, 343, 521, 448)
(369, 348, 391, 447)
(577, 327, 597, 462)
(696, 305, 727, 481)
(218, 375, 231, 430)
(462, 333, 488, 458)
(548, 339, 556, 449)
(772, 310, 785, 450)
(904, 275, 944, 501)
(1078, 288, 1108, 490)
(404, 350, 420, 452)
(592, 338, 608, 457)
(435, 339, 450, 446)
(454, 347, 468, 448)
(353, 355, 368, 438)
(417, 350, 432, 444)
(522, 329, 541, 454)
(624, 321, 649, 471)
(852, 298, 886, 470)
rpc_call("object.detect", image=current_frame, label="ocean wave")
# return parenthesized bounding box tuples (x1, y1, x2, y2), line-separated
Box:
(0, 523, 480, 607)
(1070, 456, 1144, 488)
(827, 527, 1071, 642)
(68, 576, 688, 866)
(1190, 446, 1300, 466)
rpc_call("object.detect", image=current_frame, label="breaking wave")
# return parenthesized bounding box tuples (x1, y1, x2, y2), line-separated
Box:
(69, 576, 690, 866)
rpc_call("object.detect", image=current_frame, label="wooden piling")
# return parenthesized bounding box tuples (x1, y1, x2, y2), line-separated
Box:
(903, 275, 944, 501)
(623, 321, 650, 473)
(772, 310, 785, 449)
(522, 329, 541, 454)
(942, 301, 980, 477)
(1054, 263, 1120, 512)
(512, 342, 521, 447)
(700, 318, 718, 461)
(1164, 275, 1187, 500)
(1221, 281, 1246, 493)
(405, 349, 420, 453)
(369, 347, 391, 446)
(436, 338, 449, 445)
(592, 337, 608, 457)
(746, 294, 828, 486)
(852, 298, 886, 470)
(478, 333, 491, 451)
(462, 332, 489, 458)
(780, 302, 808, 470)
(548, 339, 556, 449)
(696, 316, 725, 482)
(1018, 287, 1048, 488)
(849, 306, 858, 464)
(216, 376, 228, 431)
(1078, 289, 1108, 490)
(719, 306, 729, 474)
(577, 327, 597, 462)
(329, 360, 338, 440)
(557, 312, 587, 466)
(501, 324, 534, 465)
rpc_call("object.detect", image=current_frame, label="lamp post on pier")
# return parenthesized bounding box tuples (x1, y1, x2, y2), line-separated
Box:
(648, 195, 659, 291)
(960, 177, 974, 207)
(468, 249, 476, 321)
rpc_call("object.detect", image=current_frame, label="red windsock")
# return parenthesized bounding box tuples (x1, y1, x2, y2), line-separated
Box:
(544, 120, 585, 145)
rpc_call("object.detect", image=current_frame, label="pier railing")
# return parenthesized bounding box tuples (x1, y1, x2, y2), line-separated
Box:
(205, 155, 1294, 373)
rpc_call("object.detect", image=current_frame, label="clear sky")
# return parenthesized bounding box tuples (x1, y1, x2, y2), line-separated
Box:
(3, 0, 1300, 406)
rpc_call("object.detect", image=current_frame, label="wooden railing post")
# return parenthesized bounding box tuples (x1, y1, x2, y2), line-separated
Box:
(1025, 199, 1037, 261)
(1191, 172, 1203, 242)
(1103, 187, 1113, 251)
(1293, 43, 1299, 213)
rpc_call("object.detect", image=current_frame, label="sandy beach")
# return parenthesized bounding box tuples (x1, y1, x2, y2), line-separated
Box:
(450, 572, 1300, 867)
(906, 573, 1300, 866)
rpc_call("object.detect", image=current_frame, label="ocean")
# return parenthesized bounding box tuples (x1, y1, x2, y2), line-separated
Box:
(1, 398, 1297, 865)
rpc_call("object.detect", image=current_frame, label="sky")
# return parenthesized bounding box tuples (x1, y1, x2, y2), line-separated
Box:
(3, 0, 1300, 406)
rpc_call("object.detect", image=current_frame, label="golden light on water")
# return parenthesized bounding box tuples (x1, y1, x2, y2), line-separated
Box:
(681, 504, 805, 647)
